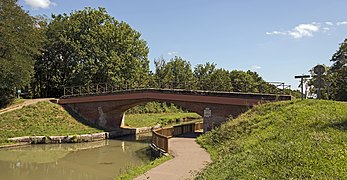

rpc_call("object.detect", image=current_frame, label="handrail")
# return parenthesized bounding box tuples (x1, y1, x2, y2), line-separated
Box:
(151, 122, 203, 152)
(63, 81, 291, 97)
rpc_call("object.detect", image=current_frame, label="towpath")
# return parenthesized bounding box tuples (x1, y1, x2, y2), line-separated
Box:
(0, 98, 54, 115)
(135, 133, 211, 180)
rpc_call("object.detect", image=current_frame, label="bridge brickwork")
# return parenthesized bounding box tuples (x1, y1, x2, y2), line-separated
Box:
(59, 88, 292, 132)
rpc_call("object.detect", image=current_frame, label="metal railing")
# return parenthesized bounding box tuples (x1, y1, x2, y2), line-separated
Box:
(63, 81, 292, 97)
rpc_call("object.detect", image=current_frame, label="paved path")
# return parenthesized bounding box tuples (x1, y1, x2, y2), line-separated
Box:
(0, 98, 54, 115)
(135, 133, 211, 180)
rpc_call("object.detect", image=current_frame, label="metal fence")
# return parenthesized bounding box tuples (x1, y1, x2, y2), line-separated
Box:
(63, 81, 291, 97)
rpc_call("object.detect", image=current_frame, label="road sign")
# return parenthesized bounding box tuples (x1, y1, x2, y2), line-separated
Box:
(294, 75, 310, 79)
(204, 108, 211, 118)
(314, 65, 325, 74)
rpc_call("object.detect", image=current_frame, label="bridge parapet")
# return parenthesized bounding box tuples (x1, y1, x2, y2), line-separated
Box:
(63, 82, 292, 98)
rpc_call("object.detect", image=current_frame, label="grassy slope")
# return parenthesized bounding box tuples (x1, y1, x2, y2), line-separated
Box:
(0, 101, 102, 145)
(124, 113, 201, 128)
(196, 100, 347, 179)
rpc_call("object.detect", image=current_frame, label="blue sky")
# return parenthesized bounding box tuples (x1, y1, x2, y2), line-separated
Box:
(18, 0, 347, 90)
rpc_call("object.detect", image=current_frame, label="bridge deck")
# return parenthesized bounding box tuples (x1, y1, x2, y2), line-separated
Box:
(58, 88, 292, 106)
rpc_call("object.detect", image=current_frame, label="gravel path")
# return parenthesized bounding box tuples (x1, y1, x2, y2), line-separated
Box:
(135, 133, 211, 180)
(0, 98, 54, 115)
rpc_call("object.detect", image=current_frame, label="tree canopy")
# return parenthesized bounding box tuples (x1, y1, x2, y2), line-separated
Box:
(32, 7, 149, 97)
(0, 0, 43, 106)
(309, 40, 347, 101)
(329, 40, 347, 100)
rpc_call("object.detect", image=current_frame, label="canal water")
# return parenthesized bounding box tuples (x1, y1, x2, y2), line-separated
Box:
(0, 135, 151, 180)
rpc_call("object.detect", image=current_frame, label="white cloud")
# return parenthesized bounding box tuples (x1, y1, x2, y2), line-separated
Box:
(288, 23, 320, 39)
(322, 27, 330, 32)
(266, 31, 287, 35)
(325, 22, 334, 26)
(336, 21, 347, 26)
(24, 0, 56, 9)
(268, 20, 347, 39)
(168, 51, 178, 56)
(250, 65, 261, 71)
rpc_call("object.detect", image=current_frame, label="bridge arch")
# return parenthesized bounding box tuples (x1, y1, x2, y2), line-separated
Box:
(59, 89, 291, 133)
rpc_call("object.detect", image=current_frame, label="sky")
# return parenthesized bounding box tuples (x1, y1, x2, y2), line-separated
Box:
(18, 0, 347, 90)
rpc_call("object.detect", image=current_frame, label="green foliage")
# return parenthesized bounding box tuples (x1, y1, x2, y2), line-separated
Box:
(124, 113, 201, 128)
(196, 100, 347, 179)
(151, 59, 286, 94)
(153, 56, 195, 89)
(310, 39, 347, 101)
(32, 7, 149, 97)
(126, 102, 185, 114)
(328, 40, 347, 100)
(0, 0, 44, 107)
(0, 101, 102, 145)
(117, 155, 172, 180)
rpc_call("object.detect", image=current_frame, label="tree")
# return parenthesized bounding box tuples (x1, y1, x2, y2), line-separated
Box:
(153, 56, 195, 89)
(329, 40, 347, 101)
(194, 62, 217, 90)
(0, 0, 43, 106)
(33, 7, 149, 97)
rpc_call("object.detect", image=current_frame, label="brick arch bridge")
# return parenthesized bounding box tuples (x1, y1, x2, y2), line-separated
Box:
(58, 89, 291, 132)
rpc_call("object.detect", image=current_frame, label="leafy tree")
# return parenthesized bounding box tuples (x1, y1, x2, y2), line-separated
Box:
(0, 0, 43, 106)
(329, 40, 347, 101)
(209, 68, 233, 91)
(153, 56, 195, 89)
(33, 7, 149, 97)
(194, 62, 217, 90)
(229, 70, 256, 92)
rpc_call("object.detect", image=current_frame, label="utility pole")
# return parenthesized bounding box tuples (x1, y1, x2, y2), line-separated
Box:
(295, 75, 310, 100)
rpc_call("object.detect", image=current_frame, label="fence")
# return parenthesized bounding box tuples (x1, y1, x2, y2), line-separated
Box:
(63, 81, 292, 97)
(151, 122, 204, 152)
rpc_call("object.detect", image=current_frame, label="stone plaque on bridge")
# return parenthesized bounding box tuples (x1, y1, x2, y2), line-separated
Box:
(204, 108, 211, 118)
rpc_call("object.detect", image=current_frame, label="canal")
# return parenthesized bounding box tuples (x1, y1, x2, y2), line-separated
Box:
(0, 135, 151, 180)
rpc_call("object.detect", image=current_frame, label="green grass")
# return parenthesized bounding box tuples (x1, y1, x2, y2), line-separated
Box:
(117, 155, 172, 179)
(124, 112, 201, 128)
(196, 100, 347, 179)
(0, 101, 103, 145)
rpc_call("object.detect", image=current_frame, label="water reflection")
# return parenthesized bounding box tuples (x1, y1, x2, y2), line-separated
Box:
(0, 136, 151, 180)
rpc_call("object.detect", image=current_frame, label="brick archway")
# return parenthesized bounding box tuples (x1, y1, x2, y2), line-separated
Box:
(59, 89, 291, 132)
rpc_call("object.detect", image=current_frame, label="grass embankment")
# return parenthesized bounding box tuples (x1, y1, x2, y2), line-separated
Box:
(196, 100, 347, 179)
(124, 113, 201, 128)
(117, 155, 172, 180)
(0, 101, 102, 145)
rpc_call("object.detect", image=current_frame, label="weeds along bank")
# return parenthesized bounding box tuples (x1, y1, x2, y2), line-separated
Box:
(196, 100, 347, 179)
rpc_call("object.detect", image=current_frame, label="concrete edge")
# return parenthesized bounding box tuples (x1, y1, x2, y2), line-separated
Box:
(2, 132, 109, 149)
